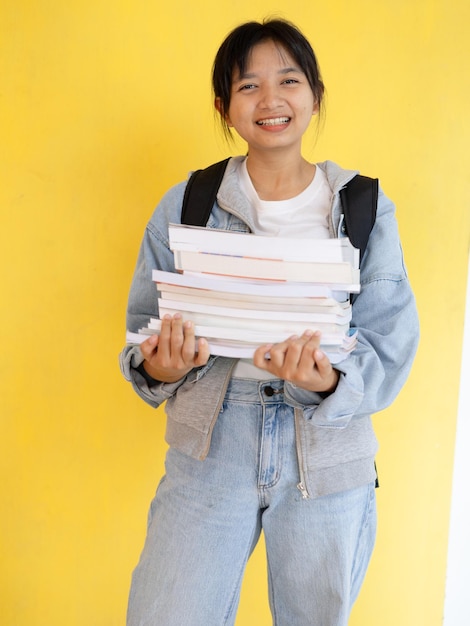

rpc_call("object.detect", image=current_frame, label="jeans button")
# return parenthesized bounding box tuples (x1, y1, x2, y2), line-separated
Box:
(264, 385, 274, 397)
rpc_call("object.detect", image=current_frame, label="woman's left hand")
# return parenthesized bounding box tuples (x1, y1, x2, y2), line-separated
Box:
(253, 330, 339, 394)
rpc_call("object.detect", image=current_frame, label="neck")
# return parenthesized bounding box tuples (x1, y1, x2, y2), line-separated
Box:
(245, 151, 316, 201)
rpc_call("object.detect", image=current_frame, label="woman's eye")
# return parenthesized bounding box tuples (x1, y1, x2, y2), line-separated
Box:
(282, 78, 299, 85)
(239, 83, 256, 91)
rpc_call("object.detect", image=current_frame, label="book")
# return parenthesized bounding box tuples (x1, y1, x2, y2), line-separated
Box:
(154, 306, 350, 336)
(169, 224, 360, 288)
(157, 297, 352, 324)
(153, 269, 351, 299)
(158, 285, 351, 315)
(173, 249, 360, 285)
(146, 318, 352, 345)
(169, 223, 359, 265)
(126, 228, 362, 362)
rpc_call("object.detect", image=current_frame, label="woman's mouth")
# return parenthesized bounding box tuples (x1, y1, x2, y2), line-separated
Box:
(256, 117, 290, 126)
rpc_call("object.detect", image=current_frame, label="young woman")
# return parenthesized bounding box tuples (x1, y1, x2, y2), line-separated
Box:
(120, 18, 419, 626)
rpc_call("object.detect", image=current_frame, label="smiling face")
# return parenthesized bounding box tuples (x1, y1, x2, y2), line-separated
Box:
(219, 40, 317, 156)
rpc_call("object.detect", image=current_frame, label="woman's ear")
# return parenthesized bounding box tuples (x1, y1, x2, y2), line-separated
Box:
(214, 97, 232, 126)
(312, 101, 320, 116)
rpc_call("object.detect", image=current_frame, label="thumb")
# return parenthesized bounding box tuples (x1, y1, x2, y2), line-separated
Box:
(314, 348, 331, 373)
(140, 333, 159, 359)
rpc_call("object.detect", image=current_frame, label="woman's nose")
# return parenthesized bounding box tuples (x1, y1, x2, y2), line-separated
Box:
(258, 84, 282, 108)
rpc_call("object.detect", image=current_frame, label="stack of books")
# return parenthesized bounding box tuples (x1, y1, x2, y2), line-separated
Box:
(126, 224, 360, 363)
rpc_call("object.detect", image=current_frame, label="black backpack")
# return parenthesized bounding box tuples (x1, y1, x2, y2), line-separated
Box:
(181, 158, 378, 262)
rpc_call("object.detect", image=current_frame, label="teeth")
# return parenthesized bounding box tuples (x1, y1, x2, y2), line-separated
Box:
(257, 117, 290, 126)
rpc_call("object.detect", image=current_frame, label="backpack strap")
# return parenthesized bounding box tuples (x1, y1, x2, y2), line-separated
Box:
(181, 158, 231, 226)
(339, 174, 379, 261)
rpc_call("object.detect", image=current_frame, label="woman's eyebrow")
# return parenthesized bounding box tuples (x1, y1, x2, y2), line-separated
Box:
(278, 66, 303, 75)
(235, 66, 303, 81)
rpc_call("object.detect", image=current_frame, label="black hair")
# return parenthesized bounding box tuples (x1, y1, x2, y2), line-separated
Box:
(212, 18, 325, 138)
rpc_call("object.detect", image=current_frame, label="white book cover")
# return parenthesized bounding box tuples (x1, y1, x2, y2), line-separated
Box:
(157, 297, 352, 324)
(144, 318, 355, 346)
(184, 272, 360, 295)
(156, 307, 350, 336)
(153, 269, 354, 298)
(158, 285, 351, 314)
(174, 249, 360, 285)
(168, 223, 359, 267)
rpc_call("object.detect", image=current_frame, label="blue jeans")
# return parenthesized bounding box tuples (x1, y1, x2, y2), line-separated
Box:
(127, 378, 377, 626)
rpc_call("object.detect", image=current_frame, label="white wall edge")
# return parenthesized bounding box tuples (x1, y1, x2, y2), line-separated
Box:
(443, 254, 470, 625)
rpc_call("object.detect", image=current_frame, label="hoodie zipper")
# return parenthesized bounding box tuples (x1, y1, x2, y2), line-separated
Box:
(294, 407, 310, 499)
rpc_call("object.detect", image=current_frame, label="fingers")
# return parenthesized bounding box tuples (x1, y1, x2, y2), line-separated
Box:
(253, 330, 318, 373)
(140, 314, 210, 381)
(270, 331, 320, 371)
(157, 314, 185, 362)
(253, 330, 338, 393)
(152, 314, 192, 366)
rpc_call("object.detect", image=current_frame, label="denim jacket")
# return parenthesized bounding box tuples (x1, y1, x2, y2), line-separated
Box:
(119, 157, 419, 498)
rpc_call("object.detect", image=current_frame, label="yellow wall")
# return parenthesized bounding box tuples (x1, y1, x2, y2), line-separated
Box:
(1, 1, 469, 624)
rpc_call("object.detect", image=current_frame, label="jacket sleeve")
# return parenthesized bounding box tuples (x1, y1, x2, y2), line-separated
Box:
(284, 186, 420, 427)
(119, 182, 219, 408)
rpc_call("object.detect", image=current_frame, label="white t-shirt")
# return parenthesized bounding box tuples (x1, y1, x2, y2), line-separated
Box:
(232, 158, 333, 379)
(238, 157, 331, 239)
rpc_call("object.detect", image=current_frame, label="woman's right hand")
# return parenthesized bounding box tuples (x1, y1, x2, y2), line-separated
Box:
(140, 314, 210, 383)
